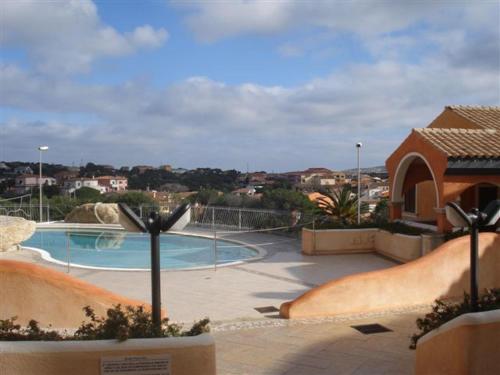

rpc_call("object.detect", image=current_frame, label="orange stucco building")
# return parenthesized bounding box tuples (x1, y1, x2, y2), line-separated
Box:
(386, 105, 500, 233)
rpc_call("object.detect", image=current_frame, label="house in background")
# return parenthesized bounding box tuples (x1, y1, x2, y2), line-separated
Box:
(386, 105, 500, 233)
(96, 176, 128, 192)
(62, 178, 106, 195)
(13, 166, 34, 175)
(15, 175, 56, 193)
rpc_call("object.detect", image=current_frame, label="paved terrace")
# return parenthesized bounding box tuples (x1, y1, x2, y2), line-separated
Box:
(3, 228, 425, 374)
(7, 229, 397, 323)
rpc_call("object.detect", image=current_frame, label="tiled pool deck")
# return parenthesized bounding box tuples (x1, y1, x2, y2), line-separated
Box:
(5, 228, 425, 374)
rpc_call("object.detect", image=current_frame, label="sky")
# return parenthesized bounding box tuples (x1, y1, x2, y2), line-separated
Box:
(0, 0, 499, 172)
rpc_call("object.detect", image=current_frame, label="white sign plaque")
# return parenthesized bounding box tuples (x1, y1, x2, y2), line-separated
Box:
(101, 354, 171, 375)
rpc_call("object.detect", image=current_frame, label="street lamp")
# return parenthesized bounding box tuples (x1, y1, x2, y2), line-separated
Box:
(117, 202, 191, 331)
(356, 142, 362, 224)
(445, 200, 500, 312)
(38, 146, 49, 222)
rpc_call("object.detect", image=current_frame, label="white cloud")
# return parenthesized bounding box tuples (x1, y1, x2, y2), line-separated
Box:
(0, 0, 169, 74)
(1, 55, 498, 170)
(173, 0, 450, 42)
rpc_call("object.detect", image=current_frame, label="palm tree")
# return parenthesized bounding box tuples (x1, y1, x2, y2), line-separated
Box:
(315, 185, 368, 224)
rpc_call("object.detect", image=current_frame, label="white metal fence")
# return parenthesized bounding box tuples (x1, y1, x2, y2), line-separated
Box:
(0, 203, 300, 230)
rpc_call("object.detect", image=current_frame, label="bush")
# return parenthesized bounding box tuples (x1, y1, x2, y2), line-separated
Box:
(307, 219, 430, 235)
(409, 289, 500, 349)
(378, 221, 431, 236)
(75, 187, 102, 202)
(0, 305, 209, 342)
(103, 192, 156, 207)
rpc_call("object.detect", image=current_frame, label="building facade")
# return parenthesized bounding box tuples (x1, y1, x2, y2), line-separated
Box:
(386, 105, 500, 232)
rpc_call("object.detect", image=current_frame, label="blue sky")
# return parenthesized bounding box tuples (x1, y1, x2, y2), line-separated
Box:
(1, 0, 499, 171)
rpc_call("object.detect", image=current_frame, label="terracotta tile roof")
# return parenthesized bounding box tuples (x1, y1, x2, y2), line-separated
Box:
(415, 128, 500, 158)
(446, 105, 500, 131)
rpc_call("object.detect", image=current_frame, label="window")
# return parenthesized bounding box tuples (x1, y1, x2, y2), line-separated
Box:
(404, 186, 416, 213)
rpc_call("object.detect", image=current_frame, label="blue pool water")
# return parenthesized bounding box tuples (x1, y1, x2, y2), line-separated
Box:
(22, 230, 258, 270)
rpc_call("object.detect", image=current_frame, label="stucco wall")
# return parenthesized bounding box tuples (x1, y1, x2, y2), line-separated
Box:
(282, 233, 499, 319)
(303, 228, 423, 263)
(0, 334, 215, 375)
(0, 260, 155, 327)
(415, 310, 500, 375)
(302, 228, 377, 255)
(374, 230, 421, 263)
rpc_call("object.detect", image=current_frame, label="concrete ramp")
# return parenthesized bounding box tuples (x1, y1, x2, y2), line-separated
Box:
(0, 260, 154, 327)
(280, 233, 500, 319)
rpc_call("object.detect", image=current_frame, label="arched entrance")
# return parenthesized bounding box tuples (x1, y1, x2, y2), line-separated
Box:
(391, 153, 440, 224)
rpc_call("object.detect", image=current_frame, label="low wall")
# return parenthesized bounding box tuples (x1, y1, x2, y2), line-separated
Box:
(302, 228, 377, 255)
(0, 334, 215, 375)
(0, 260, 156, 327)
(303, 227, 433, 263)
(415, 310, 500, 375)
(281, 233, 500, 319)
(374, 230, 421, 263)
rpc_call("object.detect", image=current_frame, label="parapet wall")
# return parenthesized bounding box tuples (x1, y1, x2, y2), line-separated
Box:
(415, 310, 500, 375)
(282, 233, 500, 319)
(302, 228, 436, 263)
(0, 260, 155, 327)
(0, 334, 215, 375)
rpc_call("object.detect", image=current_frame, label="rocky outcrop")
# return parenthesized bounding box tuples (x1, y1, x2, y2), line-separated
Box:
(65, 203, 120, 224)
(0, 216, 36, 252)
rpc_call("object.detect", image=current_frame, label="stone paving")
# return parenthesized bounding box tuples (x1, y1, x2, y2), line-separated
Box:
(213, 310, 423, 375)
(2, 228, 425, 374)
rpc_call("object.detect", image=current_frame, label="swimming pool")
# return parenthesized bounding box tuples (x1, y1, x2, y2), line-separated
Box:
(22, 230, 260, 270)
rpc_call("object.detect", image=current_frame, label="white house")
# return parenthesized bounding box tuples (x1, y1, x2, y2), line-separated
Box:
(96, 176, 128, 192)
(62, 178, 106, 194)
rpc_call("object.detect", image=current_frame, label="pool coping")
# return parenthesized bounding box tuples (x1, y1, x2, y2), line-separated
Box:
(21, 223, 268, 272)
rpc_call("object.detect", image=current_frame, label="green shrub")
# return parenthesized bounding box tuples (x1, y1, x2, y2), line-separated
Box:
(378, 221, 431, 236)
(0, 305, 209, 342)
(307, 219, 430, 235)
(0, 318, 62, 341)
(410, 289, 500, 349)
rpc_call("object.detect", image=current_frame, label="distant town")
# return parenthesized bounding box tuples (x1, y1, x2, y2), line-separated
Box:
(0, 161, 389, 213)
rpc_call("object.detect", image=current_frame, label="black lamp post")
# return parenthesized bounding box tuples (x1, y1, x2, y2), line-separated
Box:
(118, 203, 191, 329)
(445, 200, 500, 312)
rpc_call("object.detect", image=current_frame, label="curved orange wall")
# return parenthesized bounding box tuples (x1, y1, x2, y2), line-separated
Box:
(0, 260, 157, 328)
(281, 233, 500, 319)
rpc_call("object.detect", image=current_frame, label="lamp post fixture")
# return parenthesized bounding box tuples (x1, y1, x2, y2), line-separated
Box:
(38, 146, 49, 222)
(445, 200, 500, 312)
(356, 142, 362, 224)
(117, 203, 191, 331)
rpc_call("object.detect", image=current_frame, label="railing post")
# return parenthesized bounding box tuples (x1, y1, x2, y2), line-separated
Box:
(212, 207, 215, 230)
(238, 209, 242, 231)
(47, 203, 50, 222)
(312, 214, 316, 252)
(66, 232, 71, 273)
(214, 230, 217, 271)
(139, 205, 143, 219)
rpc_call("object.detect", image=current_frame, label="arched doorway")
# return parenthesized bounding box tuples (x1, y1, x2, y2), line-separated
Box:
(391, 153, 440, 224)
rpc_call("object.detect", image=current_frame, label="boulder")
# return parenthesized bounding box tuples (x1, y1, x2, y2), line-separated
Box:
(0, 216, 36, 252)
(65, 203, 120, 224)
